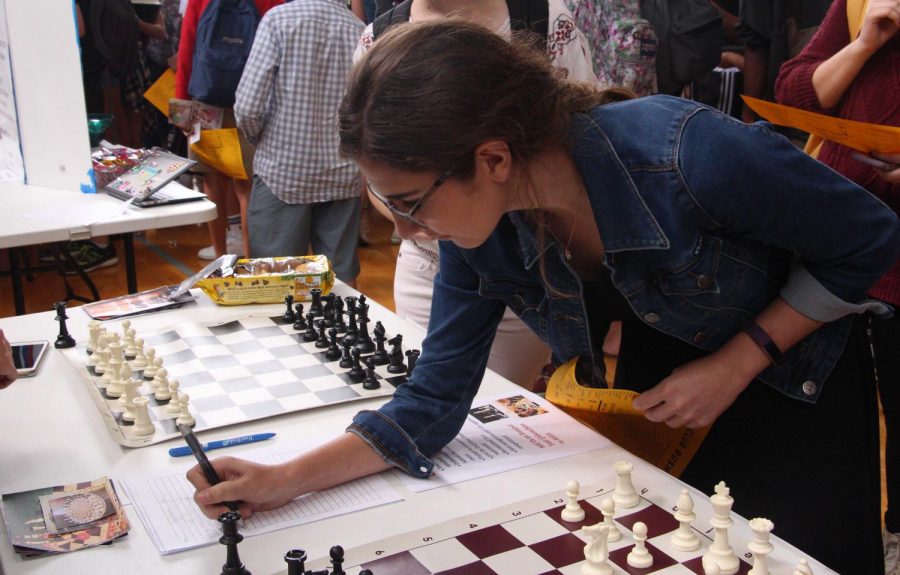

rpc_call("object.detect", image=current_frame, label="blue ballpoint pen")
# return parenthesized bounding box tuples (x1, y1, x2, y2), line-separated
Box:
(168, 432, 276, 457)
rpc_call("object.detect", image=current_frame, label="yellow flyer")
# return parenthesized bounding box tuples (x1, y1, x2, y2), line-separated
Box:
(545, 358, 709, 477)
(190, 128, 247, 180)
(142, 69, 176, 117)
(743, 96, 900, 154)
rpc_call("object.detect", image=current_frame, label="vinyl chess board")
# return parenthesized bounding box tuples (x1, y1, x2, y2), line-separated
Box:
(61, 313, 409, 447)
(305, 476, 826, 575)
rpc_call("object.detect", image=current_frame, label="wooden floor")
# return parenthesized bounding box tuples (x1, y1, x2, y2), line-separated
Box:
(0, 216, 888, 526)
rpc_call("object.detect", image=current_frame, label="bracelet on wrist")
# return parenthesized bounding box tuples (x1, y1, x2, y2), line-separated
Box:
(741, 321, 785, 367)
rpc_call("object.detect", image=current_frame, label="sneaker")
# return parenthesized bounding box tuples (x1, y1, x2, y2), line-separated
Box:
(887, 528, 900, 575)
(390, 229, 402, 245)
(198, 225, 243, 260)
(65, 241, 118, 274)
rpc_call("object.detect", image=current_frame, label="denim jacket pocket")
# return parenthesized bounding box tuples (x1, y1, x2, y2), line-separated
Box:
(657, 234, 722, 296)
(479, 278, 545, 316)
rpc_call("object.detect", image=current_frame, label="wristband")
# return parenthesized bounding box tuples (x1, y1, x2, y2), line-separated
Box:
(741, 321, 785, 367)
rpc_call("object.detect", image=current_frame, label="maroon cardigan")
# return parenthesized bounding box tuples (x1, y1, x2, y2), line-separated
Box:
(776, 0, 900, 305)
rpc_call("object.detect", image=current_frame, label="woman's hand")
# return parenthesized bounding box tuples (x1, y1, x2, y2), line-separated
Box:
(186, 457, 300, 519)
(0, 330, 18, 390)
(872, 152, 900, 184)
(857, 0, 900, 55)
(631, 352, 753, 429)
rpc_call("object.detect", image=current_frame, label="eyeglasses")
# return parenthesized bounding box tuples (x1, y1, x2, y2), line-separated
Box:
(366, 170, 453, 229)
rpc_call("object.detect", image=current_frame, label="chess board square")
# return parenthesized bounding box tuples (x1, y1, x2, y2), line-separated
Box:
(240, 399, 283, 420)
(547, 501, 604, 532)
(503, 514, 570, 546)
(163, 348, 198, 366)
(529, 533, 586, 568)
(646, 528, 708, 565)
(278, 354, 319, 369)
(434, 562, 497, 575)
(244, 359, 285, 375)
(315, 386, 360, 403)
(258, 335, 299, 349)
(192, 344, 231, 358)
(608, 540, 679, 574)
(201, 355, 240, 370)
(208, 321, 244, 336)
(361, 551, 431, 575)
(240, 317, 282, 329)
(483, 546, 555, 575)
(182, 335, 221, 347)
(267, 381, 310, 397)
(182, 382, 227, 400)
(680, 555, 752, 575)
(201, 406, 246, 427)
(302, 374, 347, 392)
(292, 364, 333, 381)
(220, 377, 260, 393)
(216, 331, 255, 345)
(255, 371, 297, 387)
(230, 388, 275, 406)
(143, 331, 181, 345)
(234, 350, 278, 366)
(163, 358, 204, 378)
(277, 393, 325, 411)
(409, 537, 479, 572)
(192, 394, 237, 412)
(225, 340, 264, 354)
(268, 344, 310, 359)
(176, 371, 216, 387)
(247, 326, 285, 339)
(617, 503, 679, 538)
(458, 525, 522, 558)
(155, 340, 190, 356)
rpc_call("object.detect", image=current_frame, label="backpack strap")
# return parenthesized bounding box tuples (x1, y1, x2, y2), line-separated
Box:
(372, 0, 413, 39)
(846, 0, 869, 41)
(507, 0, 549, 48)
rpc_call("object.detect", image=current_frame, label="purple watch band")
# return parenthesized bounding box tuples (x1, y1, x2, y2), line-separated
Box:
(742, 321, 786, 367)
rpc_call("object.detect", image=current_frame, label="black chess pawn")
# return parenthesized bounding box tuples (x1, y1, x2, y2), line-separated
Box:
(325, 328, 342, 360)
(332, 297, 347, 334)
(284, 548, 307, 575)
(371, 321, 389, 365)
(348, 349, 365, 383)
(330, 545, 346, 575)
(339, 337, 354, 369)
(292, 303, 307, 330)
(386, 334, 406, 374)
(283, 294, 296, 323)
(53, 301, 76, 349)
(405, 349, 420, 378)
(309, 288, 325, 317)
(315, 320, 329, 349)
(362, 357, 380, 390)
(359, 571, 373, 575)
(302, 312, 318, 342)
(354, 303, 374, 353)
(344, 306, 359, 344)
(218, 511, 251, 575)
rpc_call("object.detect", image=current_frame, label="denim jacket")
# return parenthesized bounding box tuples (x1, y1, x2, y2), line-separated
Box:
(349, 95, 900, 478)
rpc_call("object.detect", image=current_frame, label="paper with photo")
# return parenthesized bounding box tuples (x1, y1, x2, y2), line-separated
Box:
(39, 483, 116, 535)
(397, 390, 609, 492)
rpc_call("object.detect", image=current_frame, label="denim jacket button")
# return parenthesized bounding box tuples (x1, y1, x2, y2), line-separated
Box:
(643, 312, 660, 323)
(696, 275, 713, 289)
(692, 331, 707, 344)
(419, 466, 429, 473)
(801, 380, 817, 396)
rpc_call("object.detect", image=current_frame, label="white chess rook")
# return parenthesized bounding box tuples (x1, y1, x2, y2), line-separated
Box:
(131, 396, 155, 436)
(612, 460, 639, 508)
(561, 480, 585, 522)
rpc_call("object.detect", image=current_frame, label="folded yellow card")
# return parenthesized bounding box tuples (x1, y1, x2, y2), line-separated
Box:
(143, 69, 176, 117)
(190, 128, 247, 180)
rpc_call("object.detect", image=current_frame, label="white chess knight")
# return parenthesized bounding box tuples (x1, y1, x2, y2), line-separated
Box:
(561, 480, 585, 522)
(747, 517, 774, 575)
(581, 523, 613, 575)
(612, 460, 639, 508)
(599, 498, 621, 542)
(702, 481, 740, 575)
(671, 489, 701, 551)
(626, 521, 653, 568)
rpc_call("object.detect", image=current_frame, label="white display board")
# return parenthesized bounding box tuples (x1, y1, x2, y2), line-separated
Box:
(0, 0, 24, 183)
(4, 0, 92, 192)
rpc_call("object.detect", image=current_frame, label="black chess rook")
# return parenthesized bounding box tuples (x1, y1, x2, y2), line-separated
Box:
(284, 549, 307, 575)
(218, 511, 251, 575)
(309, 288, 325, 317)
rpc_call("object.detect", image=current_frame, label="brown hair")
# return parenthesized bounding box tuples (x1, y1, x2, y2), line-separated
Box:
(339, 19, 629, 178)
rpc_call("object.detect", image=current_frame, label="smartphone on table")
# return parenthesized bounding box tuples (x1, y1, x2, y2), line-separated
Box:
(12, 340, 49, 377)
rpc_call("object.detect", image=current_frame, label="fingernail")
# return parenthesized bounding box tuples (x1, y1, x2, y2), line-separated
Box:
(197, 490, 209, 504)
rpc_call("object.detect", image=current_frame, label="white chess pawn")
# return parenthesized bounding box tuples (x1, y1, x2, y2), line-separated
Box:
(131, 338, 148, 369)
(165, 380, 182, 413)
(747, 517, 774, 575)
(93, 347, 110, 378)
(86, 320, 102, 355)
(103, 342, 122, 386)
(561, 479, 585, 522)
(581, 523, 613, 575)
(153, 368, 171, 401)
(612, 460, 639, 508)
(89, 331, 107, 369)
(117, 363, 134, 408)
(105, 356, 124, 398)
(626, 521, 653, 568)
(121, 320, 131, 341)
(704, 562, 721, 575)
(131, 397, 155, 436)
(671, 489, 701, 551)
(121, 378, 141, 422)
(702, 481, 739, 575)
(144, 354, 161, 379)
(124, 328, 137, 359)
(791, 558, 814, 575)
(599, 498, 621, 542)
(175, 392, 195, 427)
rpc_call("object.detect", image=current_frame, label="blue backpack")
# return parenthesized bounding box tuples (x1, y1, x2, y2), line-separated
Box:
(188, 0, 260, 107)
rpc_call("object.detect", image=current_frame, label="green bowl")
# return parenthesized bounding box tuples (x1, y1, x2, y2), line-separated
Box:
(87, 113, 114, 146)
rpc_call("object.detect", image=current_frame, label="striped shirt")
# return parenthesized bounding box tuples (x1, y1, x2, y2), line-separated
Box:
(235, 0, 364, 203)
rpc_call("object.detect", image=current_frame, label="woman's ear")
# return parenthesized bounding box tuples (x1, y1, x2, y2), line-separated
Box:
(473, 140, 513, 183)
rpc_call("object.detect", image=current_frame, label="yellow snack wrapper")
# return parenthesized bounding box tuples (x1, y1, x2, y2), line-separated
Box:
(196, 255, 334, 305)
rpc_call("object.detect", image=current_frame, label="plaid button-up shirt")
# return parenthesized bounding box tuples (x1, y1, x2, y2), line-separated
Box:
(235, 0, 363, 203)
